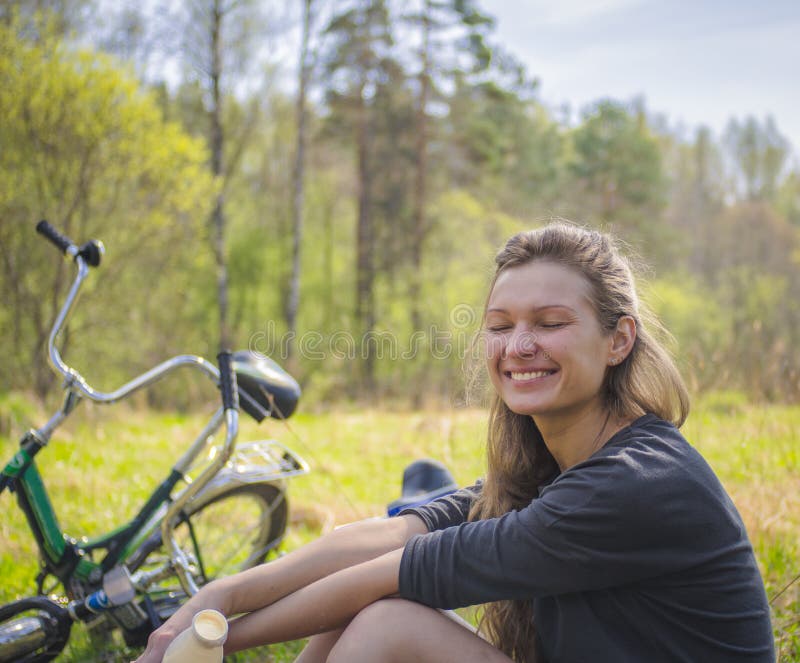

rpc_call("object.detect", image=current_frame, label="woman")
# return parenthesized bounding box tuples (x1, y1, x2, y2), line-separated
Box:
(134, 223, 774, 662)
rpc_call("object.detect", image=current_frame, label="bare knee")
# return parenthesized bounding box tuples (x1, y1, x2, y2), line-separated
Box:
(327, 599, 413, 663)
(327, 599, 511, 663)
(296, 628, 345, 663)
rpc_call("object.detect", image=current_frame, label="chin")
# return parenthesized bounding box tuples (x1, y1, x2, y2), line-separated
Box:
(503, 398, 547, 417)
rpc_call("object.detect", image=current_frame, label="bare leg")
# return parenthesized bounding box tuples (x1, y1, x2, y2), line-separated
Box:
(294, 609, 478, 662)
(327, 599, 512, 663)
(294, 628, 345, 663)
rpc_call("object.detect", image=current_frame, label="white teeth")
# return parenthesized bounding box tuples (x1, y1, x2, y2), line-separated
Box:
(510, 370, 551, 380)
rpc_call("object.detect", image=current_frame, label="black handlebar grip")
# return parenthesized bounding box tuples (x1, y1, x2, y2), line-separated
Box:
(217, 350, 240, 412)
(36, 220, 75, 255)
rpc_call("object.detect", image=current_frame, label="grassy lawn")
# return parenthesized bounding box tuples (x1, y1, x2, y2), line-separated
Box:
(1, 393, 798, 661)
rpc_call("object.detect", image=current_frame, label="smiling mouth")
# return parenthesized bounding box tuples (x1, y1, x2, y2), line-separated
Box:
(507, 370, 556, 381)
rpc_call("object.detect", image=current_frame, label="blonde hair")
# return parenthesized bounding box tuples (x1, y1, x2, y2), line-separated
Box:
(470, 222, 689, 662)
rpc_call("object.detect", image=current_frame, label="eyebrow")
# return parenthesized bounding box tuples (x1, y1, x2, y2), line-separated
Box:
(486, 304, 578, 315)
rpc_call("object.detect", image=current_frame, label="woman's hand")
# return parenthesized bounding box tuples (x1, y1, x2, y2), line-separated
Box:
(225, 548, 404, 653)
(130, 515, 425, 660)
(130, 581, 222, 663)
(131, 616, 189, 663)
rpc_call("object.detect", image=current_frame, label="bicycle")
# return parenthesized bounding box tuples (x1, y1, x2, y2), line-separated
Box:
(0, 221, 309, 662)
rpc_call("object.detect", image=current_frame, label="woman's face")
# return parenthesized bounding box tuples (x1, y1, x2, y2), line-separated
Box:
(484, 260, 616, 424)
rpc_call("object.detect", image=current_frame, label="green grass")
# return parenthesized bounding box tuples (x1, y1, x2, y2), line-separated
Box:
(1, 394, 798, 660)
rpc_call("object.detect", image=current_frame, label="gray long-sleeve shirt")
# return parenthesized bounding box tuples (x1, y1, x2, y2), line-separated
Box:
(398, 414, 774, 662)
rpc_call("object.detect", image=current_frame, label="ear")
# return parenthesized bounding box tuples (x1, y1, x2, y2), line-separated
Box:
(607, 315, 636, 366)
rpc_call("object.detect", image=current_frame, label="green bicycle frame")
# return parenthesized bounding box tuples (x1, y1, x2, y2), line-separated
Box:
(5, 431, 184, 591)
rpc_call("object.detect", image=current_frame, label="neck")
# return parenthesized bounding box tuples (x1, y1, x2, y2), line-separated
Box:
(535, 404, 627, 472)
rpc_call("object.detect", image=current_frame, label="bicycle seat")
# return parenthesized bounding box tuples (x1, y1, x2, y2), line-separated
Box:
(233, 351, 301, 422)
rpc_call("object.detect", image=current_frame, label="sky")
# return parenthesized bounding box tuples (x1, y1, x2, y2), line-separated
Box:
(484, 0, 800, 162)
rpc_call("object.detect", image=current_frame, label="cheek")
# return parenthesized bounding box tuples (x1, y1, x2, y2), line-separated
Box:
(537, 335, 564, 361)
(545, 333, 600, 373)
(483, 334, 506, 363)
(570, 338, 610, 380)
(484, 338, 506, 391)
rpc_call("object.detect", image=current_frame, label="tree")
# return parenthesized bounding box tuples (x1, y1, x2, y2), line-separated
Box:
(776, 169, 800, 227)
(286, 0, 318, 365)
(202, 0, 236, 349)
(661, 126, 725, 274)
(446, 70, 565, 216)
(724, 115, 791, 202)
(402, 0, 493, 333)
(124, 0, 284, 350)
(321, 0, 395, 390)
(0, 0, 95, 36)
(570, 100, 666, 242)
(0, 20, 214, 396)
(719, 207, 799, 398)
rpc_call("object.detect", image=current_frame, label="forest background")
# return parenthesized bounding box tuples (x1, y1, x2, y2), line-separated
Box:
(2, 1, 800, 659)
(1, 0, 800, 408)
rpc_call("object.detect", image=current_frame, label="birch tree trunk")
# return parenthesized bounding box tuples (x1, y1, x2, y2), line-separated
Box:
(210, 0, 230, 349)
(286, 0, 314, 364)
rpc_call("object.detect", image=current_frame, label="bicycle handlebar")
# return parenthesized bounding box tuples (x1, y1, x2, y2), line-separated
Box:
(217, 351, 240, 412)
(36, 220, 75, 255)
(36, 219, 104, 267)
(34, 220, 220, 406)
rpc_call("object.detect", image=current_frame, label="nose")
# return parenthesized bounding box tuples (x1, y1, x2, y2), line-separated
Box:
(503, 325, 539, 359)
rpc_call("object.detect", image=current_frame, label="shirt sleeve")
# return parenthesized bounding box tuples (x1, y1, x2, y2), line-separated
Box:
(398, 481, 482, 532)
(398, 429, 748, 609)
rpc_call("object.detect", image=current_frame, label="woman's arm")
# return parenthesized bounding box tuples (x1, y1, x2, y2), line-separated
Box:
(213, 513, 424, 615)
(225, 548, 403, 653)
(133, 514, 426, 662)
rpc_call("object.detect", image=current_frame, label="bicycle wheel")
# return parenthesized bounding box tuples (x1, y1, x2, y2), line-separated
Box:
(128, 482, 287, 614)
(178, 482, 287, 579)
